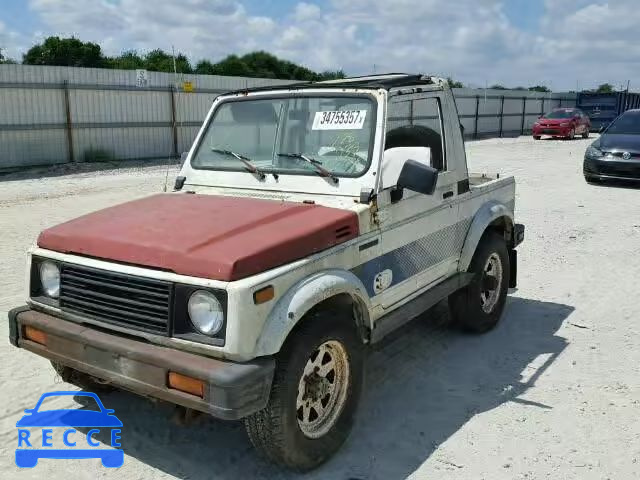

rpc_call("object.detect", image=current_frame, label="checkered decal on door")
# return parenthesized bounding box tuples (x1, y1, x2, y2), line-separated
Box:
(352, 218, 472, 297)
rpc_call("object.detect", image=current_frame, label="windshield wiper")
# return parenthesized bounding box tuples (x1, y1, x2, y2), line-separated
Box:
(277, 153, 338, 184)
(211, 148, 266, 180)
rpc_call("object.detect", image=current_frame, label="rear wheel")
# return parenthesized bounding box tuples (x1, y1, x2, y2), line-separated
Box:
(582, 129, 590, 139)
(245, 310, 364, 471)
(449, 231, 510, 333)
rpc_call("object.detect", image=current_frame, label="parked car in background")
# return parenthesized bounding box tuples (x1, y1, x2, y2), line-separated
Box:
(584, 109, 640, 183)
(532, 108, 591, 140)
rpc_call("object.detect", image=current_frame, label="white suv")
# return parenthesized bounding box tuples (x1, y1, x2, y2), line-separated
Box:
(9, 74, 524, 470)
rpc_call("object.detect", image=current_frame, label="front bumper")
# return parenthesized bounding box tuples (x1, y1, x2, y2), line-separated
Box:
(532, 126, 572, 137)
(584, 157, 640, 181)
(8, 307, 274, 420)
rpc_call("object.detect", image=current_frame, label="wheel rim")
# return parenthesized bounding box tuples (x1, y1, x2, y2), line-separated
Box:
(480, 253, 503, 314)
(296, 340, 350, 439)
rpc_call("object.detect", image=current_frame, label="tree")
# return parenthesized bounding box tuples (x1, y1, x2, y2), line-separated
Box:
(18, 36, 346, 80)
(528, 85, 551, 93)
(106, 50, 144, 70)
(490, 84, 508, 90)
(0, 50, 17, 64)
(207, 54, 253, 77)
(195, 60, 216, 75)
(201, 51, 345, 81)
(23, 36, 104, 67)
(596, 83, 615, 93)
(318, 70, 346, 81)
(447, 77, 464, 88)
(143, 49, 192, 73)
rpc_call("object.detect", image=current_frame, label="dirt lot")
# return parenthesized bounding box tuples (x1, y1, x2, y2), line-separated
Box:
(1, 136, 639, 479)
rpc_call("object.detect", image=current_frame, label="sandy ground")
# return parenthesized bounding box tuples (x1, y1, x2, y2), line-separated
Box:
(1, 136, 639, 479)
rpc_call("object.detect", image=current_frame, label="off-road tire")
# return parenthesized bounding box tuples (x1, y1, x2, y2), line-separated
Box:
(449, 231, 510, 333)
(244, 310, 364, 471)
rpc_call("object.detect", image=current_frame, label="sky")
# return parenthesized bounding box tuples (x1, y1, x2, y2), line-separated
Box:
(0, 0, 638, 91)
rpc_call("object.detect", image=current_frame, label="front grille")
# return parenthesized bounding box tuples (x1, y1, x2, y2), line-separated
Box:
(605, 164, 640, 176)
(60, 264, 172, 335)
(584, 159, 640, 177)
(607, 152, 640, 159)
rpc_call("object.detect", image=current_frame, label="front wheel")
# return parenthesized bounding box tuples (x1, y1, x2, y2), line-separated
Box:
(566, 128, 576, 140)
(533, 135, 541, 140)
(245, 311, 364, 471)
(449, 231, 510, 333)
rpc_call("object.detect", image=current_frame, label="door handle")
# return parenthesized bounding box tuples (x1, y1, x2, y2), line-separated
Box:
(443, 191, 454, 199)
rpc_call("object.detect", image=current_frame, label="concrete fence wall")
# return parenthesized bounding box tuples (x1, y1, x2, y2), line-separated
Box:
(453, 88, 577, 139)
(0, 65, 577, 171)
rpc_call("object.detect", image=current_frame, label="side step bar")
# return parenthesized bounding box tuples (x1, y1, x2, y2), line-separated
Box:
(371, 272, 475, 344)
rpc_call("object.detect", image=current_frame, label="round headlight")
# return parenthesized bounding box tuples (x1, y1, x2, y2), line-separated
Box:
(39, 261, 60, 298)
(188, 290, 224, 335)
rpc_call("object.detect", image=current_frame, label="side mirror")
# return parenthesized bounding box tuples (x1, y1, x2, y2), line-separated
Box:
(397, 160, 439, 196)
(381, 146, 431, 190)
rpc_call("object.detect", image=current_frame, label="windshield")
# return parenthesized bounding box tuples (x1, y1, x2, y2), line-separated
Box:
(605, 112, 640, 135)
(191, 95, 375, 177)
(543, 109, 575, 119)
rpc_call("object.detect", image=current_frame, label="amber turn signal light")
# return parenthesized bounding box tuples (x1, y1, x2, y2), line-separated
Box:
(167, 372, 205, 398)
(24, 326, 47, 346)
(253, 285, 274, 305)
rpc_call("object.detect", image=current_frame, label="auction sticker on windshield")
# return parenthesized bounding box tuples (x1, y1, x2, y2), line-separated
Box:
(312, 110, 367, 130)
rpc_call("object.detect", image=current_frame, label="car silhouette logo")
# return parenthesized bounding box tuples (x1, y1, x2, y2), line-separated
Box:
(622, 152, 632, 160)
(15, 391, 123, 468)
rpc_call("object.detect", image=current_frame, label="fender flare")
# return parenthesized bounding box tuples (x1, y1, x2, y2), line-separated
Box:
(253, 269, 372, 357)
(458, 200, 514, 272)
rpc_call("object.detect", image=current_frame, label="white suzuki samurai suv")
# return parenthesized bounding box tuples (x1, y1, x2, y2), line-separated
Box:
(9, 74, 524, 470)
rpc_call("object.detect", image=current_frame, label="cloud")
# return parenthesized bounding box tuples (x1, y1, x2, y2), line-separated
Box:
(0, 19, 30, 61)
(10, 0, 640, 90)
(293, 2, 321, 22)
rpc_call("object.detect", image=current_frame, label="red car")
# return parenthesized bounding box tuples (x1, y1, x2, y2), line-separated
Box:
(532, 108, 591, 140)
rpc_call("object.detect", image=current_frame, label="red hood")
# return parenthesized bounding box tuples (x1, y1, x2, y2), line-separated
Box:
(37, 194, 359, 281)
